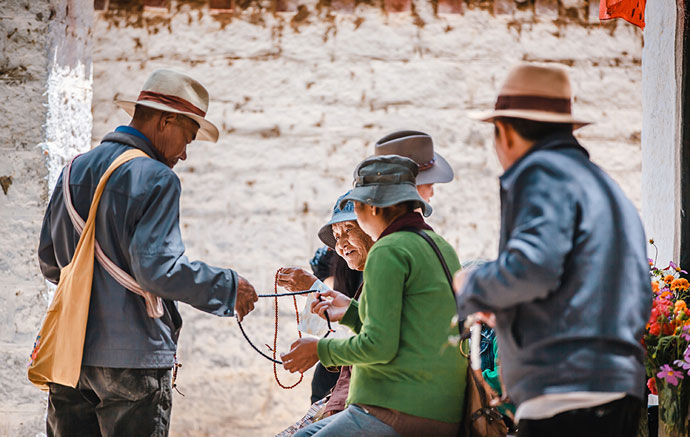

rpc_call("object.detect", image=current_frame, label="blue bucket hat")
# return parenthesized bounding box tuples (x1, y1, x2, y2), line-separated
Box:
(318, 191, 358, 249)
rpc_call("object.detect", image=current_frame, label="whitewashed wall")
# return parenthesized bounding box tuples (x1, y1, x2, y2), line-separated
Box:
(0, 1, 93, 435)
(641, 1, 681, 267)
(89, 3, 644, 436)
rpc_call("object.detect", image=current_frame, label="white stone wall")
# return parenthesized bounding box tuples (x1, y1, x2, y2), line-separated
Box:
(90, 3, 643, 436)
(0, 0, 93, 435)
(641, 1, 681, 267)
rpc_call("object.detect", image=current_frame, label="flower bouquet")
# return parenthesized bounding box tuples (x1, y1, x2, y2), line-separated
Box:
(645, 244, 690, 437)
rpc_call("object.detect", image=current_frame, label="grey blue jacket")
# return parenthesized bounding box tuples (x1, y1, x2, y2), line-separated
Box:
(456, 132, 651, 405)
(38, 130, 238, 369)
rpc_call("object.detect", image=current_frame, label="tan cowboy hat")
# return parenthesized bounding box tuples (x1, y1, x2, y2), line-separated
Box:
(374, 130, 454, 185)
(114, 69, 220, 142)
(470, 63, 591, 129)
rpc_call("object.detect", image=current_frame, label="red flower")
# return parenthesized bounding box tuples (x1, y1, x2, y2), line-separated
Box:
(663, 322, 675, 336)
(650, 323, 661, 336)
(647, 377, 658, 395)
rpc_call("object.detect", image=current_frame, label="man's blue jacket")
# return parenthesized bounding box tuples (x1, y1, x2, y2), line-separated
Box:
(457, 132, 652, 405)
(38, 131, 238, 369)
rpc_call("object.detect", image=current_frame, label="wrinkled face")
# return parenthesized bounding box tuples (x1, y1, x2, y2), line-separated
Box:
(156, 114, 199, 168)
(331, 220, 374, 271)
(417, 183, 434, 203)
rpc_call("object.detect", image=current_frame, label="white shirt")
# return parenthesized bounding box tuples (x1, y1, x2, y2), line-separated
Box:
(515, 392, 627, 422)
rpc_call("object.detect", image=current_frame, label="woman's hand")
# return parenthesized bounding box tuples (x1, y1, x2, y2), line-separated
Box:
(276, 267, 318, 292)
(281, 337, 320, 373)
(310, 289, 352, 322)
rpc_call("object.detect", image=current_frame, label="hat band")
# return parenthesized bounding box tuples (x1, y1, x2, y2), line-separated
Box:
(418, 158, 435, 171)
(137, 90, 206, 117)
(355, 173, 415, 186)
(495, 94, 571, 114)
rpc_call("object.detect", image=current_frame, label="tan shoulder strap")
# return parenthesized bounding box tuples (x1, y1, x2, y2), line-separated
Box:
(62, 149, 164, 318)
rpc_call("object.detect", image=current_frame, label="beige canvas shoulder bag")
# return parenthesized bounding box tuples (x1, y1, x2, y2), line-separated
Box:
(28, 149, 160, 391)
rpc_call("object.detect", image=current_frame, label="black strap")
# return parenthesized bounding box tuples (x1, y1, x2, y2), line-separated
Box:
(403, 228, 462, 335)
(405, 229, 502, 414)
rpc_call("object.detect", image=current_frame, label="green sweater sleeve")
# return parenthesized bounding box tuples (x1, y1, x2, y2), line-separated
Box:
(339, 300, 362, 333)
(318, 244, 406, 368)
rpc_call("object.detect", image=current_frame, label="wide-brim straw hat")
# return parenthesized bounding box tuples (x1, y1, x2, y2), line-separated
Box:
(470, 63, 591, 129)
(374, 130, 454, 185)
(318, 190, 358, 249)
(339, 155, 432, 217)
(115, 69, 220, 142)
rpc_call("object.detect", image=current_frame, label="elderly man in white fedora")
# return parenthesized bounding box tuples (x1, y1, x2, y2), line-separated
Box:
(374, 130, 454, 203)
(453, 64, 650, 437)
(37, 69, 258, 436)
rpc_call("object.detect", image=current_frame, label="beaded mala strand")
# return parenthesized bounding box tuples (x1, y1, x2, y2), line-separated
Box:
(271, 270, 304, 389)
(173, 270, 336, 393)
(234, 269, 336, 389)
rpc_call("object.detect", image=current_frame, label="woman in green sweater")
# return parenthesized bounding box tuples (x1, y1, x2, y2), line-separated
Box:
(282, 155, 468, 436)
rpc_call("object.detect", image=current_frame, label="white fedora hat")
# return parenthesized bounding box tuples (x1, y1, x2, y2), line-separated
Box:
(115, 69, 220, 142)
(470, 63, 591, 129)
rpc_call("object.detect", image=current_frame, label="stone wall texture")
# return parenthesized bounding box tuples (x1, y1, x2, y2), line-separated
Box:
(641, 2, 680, 266)
(89, 2, 643, 435)
(1, 0, 643, 435)
(0, 1, 93, 436)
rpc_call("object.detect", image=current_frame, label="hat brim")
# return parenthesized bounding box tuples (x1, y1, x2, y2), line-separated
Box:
(469, 109, 591, 130)
(115, 100, 220, 142)
(417, 152, 454, 185)
(339, 183, 433, 218)
(318, 211, 358, 249)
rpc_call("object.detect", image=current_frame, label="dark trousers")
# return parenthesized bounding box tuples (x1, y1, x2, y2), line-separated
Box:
(517, 395, 642, 437)
(310, 363, 341, 403)
(47, 366, 172, 437)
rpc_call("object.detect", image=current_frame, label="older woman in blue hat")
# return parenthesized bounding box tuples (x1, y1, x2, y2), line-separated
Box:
(281, 155, 468, 437)
(277, 192, 374, 424)
(278, 192, 372, 292)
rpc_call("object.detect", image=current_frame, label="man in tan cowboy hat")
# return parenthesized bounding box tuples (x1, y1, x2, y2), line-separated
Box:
(38, 69, 258, 436)
(453, 64, 650, 436)
(374, 130, 454, 203)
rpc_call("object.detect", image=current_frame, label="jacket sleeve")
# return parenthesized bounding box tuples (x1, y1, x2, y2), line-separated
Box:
(37, 176, 61, 285)
(317, 244, 405, 367)
(128, 171, 238, 316)
(456, 164, 576, 318)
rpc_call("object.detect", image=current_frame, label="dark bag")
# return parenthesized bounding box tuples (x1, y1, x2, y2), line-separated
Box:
(406, 229, 508, 437)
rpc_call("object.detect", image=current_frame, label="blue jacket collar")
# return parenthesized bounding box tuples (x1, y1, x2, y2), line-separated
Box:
(499, 132, 589, 190)
(102, 128, 165, 164)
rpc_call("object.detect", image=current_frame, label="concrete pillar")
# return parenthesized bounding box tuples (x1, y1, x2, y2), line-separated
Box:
(0, 0, 93, 434)
(641, 1, 682, 266)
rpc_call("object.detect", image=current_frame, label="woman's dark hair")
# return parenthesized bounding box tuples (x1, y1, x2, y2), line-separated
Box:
(331, 254, 363, 299)
(495, 117, 573, 142)
(379, 201, 416, 222)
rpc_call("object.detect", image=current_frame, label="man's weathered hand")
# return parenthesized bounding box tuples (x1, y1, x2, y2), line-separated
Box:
(473, 312, 496, 328)
(276, 267, 318, 292)
(234, 275, 258, 322)
(281, 337, 319, 374)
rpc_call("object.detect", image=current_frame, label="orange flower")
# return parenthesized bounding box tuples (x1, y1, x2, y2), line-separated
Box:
(664, 274, 676, 284)
(652, 281, 660, 293)
(672, 278, 690, 291)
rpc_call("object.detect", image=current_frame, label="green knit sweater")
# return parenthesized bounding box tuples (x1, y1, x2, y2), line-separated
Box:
(317, 230, 468, 423)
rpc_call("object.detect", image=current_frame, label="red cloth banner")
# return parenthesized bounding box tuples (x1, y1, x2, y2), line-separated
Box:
(600, 0, 645, 29)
